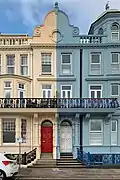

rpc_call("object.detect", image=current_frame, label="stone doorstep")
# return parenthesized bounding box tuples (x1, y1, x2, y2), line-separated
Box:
(15, 177, 120, 180)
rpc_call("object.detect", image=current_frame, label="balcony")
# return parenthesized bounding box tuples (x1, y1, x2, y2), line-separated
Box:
(0, 98, 118, 114)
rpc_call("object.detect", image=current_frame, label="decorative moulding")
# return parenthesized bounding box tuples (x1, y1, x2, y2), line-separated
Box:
(49, 29, 64, 43)
(72, 26, 79, 36)
(33, 26, 41, 36)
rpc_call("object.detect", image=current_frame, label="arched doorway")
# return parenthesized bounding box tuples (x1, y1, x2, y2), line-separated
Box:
(60, 120, 72, 153)
(41, 120, 53, 153)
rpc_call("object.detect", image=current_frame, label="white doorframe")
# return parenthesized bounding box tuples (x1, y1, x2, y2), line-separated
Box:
(60, 125, 72, 153)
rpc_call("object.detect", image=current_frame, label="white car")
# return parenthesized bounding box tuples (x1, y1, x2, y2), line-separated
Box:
(0, 153, 18, 179)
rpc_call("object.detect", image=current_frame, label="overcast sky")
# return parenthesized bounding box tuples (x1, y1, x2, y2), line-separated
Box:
(0, 0, 120, 35)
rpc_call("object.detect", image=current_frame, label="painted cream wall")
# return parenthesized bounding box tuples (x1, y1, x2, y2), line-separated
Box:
(0, 9, 58, 158)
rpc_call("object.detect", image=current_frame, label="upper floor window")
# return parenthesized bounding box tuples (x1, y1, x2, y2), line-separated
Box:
(111, 84, 119, 96)
(111, 53, 120, 72)
(90, 53, 101, 75)
(61, 85, 72, 98)
(111, 23, 119, 41)
(41, 53, 51, 74)
(2, 118, 15, 143)
(89, 119, 103, 145)
(89, 85, 102, 98)
(4, 81, 12, 98)
(61, 54, 72, 75)
(18, 83, 25, 98)
(20, 55, 28, 76)
(98, 28, 103, 35)
(42, 84, 52, 98)
(6, 55, 15, 74)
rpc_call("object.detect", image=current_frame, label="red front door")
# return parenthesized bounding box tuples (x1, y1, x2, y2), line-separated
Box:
(41, 126, 53, 153)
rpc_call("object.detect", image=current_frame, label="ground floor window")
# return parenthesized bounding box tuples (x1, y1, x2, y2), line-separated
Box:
(21, 119, 27, 143)
(111, 120, 117, 145)
(89, 119, 103, 145)
(2, 118, 16, 143)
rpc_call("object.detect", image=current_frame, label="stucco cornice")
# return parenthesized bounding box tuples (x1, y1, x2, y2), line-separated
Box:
(0, 45, 31, 51)
(37, 76, 56, 81)
(0, 74, 32, 82)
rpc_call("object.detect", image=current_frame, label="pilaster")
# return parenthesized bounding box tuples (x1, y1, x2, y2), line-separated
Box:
(0, 118, 2, 146)
(74, 113, 80, 159)
(33, 113, 39, 159)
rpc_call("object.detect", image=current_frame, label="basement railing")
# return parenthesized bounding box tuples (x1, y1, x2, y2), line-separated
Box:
(77, 148, 120, 167)
(0, 98, 118, 108)
(12, 148, 37, 165)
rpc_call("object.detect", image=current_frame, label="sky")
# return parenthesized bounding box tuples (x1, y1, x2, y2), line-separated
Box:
(0, 0, 120, 35)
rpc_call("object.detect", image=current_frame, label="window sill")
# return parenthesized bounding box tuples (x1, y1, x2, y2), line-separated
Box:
(88, 74, 104, 76)
(59, 74, 74, 77)
(40, 73, 52, 76)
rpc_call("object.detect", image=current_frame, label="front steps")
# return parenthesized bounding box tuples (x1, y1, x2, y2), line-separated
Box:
(28, 153, 56, 168)
(56, 153, 85, 168)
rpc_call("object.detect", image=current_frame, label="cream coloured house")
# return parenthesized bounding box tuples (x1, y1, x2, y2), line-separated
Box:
(0, 8, 58, 159)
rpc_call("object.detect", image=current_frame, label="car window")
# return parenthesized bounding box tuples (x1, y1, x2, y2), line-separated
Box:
(4, 154, 16, 160)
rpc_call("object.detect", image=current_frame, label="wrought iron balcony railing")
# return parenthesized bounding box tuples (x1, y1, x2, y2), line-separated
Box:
(0, 98, 118, 108)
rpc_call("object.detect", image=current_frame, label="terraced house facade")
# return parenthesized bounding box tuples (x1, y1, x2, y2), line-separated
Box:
(0, 2, 119, 161)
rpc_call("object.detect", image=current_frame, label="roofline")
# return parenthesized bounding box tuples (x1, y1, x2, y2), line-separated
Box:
(88, 9, 120, 34)
(0, 33, 28, 37)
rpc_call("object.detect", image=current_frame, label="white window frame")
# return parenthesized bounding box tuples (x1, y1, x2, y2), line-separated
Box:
(2, 118, 16, 144)
(111, 84, 119, 97)
(6, 55, 15, 74)
(89, 84, 103, 98)
(111, 120, 117, 146)
(61, 85, 72, 98)
(111, 24, 119, 41)
(18, 83, 25, 98)
(20, 54, 28, 76)
(61, 53, 72, 75)
(89, 119, 103, 146)
(4, 81, 12, 98)
(42, 84, 52, 98)
(111, 53, 119, 64)
(90, 53, 101, 75)
(41, 53, 52, 75)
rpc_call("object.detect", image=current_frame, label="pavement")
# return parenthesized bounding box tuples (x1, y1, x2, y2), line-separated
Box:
(17, 167, 120, 179)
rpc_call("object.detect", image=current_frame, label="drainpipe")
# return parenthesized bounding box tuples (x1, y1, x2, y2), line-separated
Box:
(80, 49, 83, 152)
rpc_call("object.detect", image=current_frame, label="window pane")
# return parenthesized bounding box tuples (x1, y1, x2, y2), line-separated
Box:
(62, 54, 70, 63)
(42, 85, 51, 89)
(90, 91, 95, 98)
(62, 86, 71, 90)
(112, 32, 119, 40)
(4, 90, 11, 98)
(112, 121, 117, 131)
(21, 67, 28, 75)
(111, 85, 118, 95)
(19, 83, 24, 89)
(90, 86, 101, 90)
(21, 119, 27, 143)
(7, 55, 15, 65)
(48, 90, 51, 98)
(2, 119, 15, 143)
(42, 65, 51, 73)
(97, 91, 101, 98)
(4, 81, 11, 88)
(91, 54, 100, 63)
(62, 91, 65, 98)
(62, 64, 71, 74)
(43, 90, 46, 98)
(21, 55, 28, 65)
(67, 91, 71, 98)
(90, 120, 102, 131)
(112, 53, 119, 63)
(7, 67, 14, 74)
